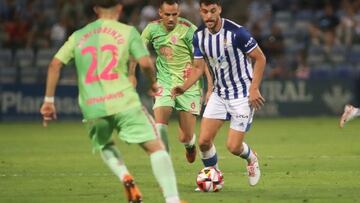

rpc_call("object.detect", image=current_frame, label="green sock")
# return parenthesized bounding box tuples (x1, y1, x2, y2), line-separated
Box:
(156, 123, 170, 152)
(100, 144, 129, 181)
(150, 150, 179, 199)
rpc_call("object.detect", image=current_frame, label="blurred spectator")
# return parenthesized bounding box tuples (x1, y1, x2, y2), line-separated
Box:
(337, 0, 355, 46)
(294, 49, 310, 79)
(180, 0, 202, 26)
(3, 12, 30, 50)
(316, 2, 340, 32)
(121, 0, 144, 24)
(27, 12, 51, 49)
(0, 0, 19, 21)
(262, 23, 285, 63)
(50, 16, 67, 48)
(138, 0, 157, 31)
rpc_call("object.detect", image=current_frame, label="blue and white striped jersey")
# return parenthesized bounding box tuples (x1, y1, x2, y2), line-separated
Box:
(193, 18, 257, 100)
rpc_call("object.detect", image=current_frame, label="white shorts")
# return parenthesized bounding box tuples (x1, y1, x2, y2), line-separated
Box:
(203, 93, 254, 132)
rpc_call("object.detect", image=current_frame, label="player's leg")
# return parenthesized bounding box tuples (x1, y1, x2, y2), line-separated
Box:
(227, 98, 260, 186)
(153, 87, 175, 151)
(85, 117, 142, 202)
(340, 104, 360, 128)
(199, 93, 227, 169)
(141, 139, 181, 203)
(178, 111, 197, 163)
(175, 90, 201, 163)
(117, 107, 181, 203)
(198, 117, 224, 169)
(226, 129, 259, 186)
(154, 106, 173, 151)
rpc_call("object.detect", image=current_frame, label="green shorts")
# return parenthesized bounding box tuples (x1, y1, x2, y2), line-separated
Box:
(85, 106, 158, 151)
(153, 86, 201, 115)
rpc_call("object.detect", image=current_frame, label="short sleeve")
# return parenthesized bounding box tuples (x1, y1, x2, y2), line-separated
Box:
(234, 27, 258, 53)
(184, 24, 197, 54)
(130, 27, 150, 59)
(55, 34, 76, 64)
(140, 24, 152, 46)
(193, 32, 203, 58)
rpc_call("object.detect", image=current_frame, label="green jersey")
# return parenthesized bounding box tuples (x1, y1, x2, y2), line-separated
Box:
(55, 19, 149, 119)
(141, 17, 200, 91)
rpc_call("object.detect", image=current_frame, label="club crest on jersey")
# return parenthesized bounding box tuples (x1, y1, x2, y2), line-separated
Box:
(171, 35, 178, 44)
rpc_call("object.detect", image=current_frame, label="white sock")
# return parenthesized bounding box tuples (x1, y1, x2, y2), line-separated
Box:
(184, 134, 196, 148)
(355, 107, 360, 116)
(200, 144, 219, 170)
(100, 147, 129, 182)
(166, 196, 181, 203)
(239, 142, 257, 163)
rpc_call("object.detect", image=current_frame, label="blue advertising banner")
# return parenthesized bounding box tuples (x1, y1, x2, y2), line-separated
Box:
(0, 84, 81, 121)
(0, 79, 358, 121)
(256, 79, 356, 117)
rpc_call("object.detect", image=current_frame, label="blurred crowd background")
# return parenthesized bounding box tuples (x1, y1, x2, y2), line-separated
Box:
(1, 0, 360, 84)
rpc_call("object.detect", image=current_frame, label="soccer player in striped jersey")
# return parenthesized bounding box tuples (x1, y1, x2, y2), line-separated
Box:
(340, 104, 360, 128)
(172, 0, 266, 187)
(40, 1, 183, 202)
(129, 0, 208, 163)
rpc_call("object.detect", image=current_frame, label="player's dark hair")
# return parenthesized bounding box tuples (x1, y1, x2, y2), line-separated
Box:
(199, 0, 221, 6)
(159, 0, 179, 6)
(93, 0, 122, 8)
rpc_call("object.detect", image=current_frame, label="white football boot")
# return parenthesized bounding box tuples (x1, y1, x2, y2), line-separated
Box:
(340, 105, 358, 128)
(247, 155, 260, 186)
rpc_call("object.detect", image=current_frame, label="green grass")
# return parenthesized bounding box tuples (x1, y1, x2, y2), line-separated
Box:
(0, 117, 360, 203)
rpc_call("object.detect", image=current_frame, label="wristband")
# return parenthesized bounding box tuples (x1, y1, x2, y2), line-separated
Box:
(44, 96, 55, 103)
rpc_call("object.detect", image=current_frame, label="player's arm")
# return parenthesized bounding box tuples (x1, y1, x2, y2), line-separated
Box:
(172, 31, 205, 97)
(128, 25, 152, 87)
(172, 58, 206, 97)
(40, 34, 75, 127)
(247, 46, 266, 110)
(129, 27, 157, 95)
(137, 55, 157, 95)
(236, 27, 266, 110)
(128, 57, 137, 87)
(40, 58, 63, 127)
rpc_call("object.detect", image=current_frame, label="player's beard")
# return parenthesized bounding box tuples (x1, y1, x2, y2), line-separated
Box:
(206, 17, 220, 31)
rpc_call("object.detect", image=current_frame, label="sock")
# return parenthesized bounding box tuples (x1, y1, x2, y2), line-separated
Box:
(200, 144, 219, 169)
(239, 142, 257, 163)
(100, 145, 129, 181)
(150, 150, 179, 200)
(355, 107, 360, 117)
(156, 123, 170, 152)
(166, 196, 181, 203)
(184, 134, 196, 149)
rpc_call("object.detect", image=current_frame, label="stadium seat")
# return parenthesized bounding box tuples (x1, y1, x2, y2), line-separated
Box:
(0, 49, 13, 68)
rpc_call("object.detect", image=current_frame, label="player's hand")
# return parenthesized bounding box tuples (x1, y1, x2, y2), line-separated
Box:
(148, 83, 160, 97)
(128, 75, 137, 87)
(40, 102, 57, 127)
(249, 88, 265, 111)
(171, 86, 185, 99)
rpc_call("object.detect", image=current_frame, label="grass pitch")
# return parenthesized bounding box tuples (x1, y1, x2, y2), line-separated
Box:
(0, 117, 359, 203)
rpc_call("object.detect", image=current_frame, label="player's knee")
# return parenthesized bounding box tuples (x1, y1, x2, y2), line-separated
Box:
(199, 140, 212, 152)
(226, 143, 242, 156)
(178, 133, 192, 143)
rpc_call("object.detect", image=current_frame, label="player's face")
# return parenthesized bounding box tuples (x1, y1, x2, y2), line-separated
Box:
(200, 3, 222, 32)
(159, 3, 180, 31)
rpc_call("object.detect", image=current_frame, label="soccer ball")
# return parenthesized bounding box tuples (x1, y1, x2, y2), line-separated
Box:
(196, 167, 224, 192)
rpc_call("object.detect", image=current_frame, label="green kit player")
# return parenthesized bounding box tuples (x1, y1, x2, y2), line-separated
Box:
(40, 1, 184, 203)
(130, 0, 208, 163)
